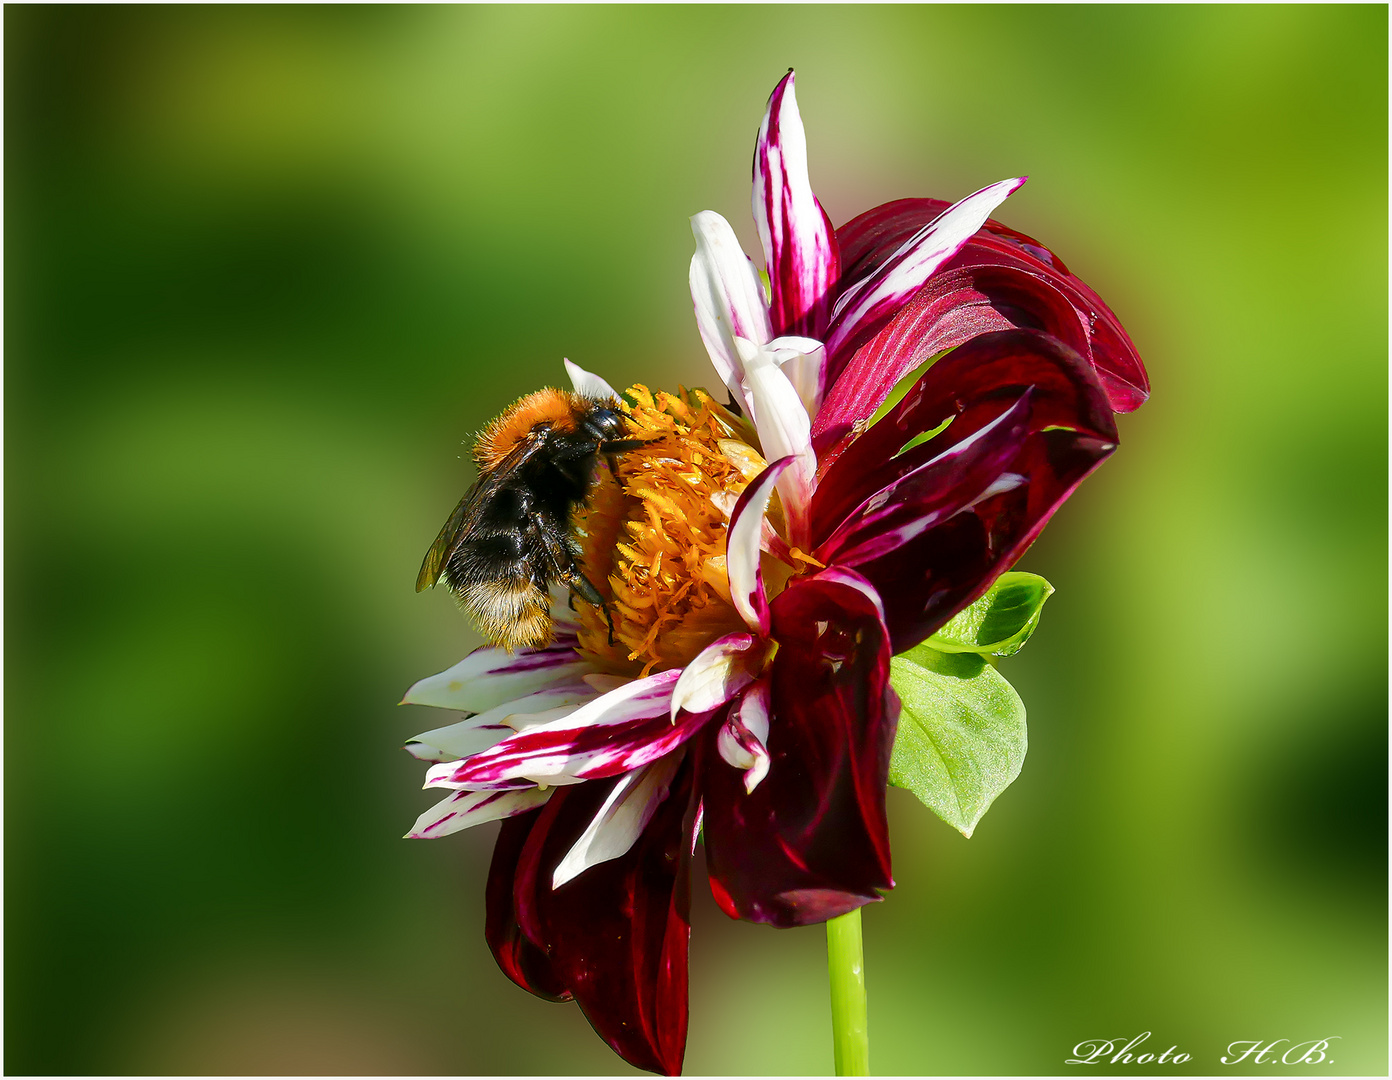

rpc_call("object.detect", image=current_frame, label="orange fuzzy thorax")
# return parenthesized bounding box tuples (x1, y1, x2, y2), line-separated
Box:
(473, 387, 582, 469)
(574, 385, 773, 677)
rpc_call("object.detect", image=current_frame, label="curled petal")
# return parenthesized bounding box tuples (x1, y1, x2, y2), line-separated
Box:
(564, 357, 622, 401)
(824, 177, 1026, 369)
(407, 786, 553, 840)
(817, 329, 1118, 653)
(702, 568, 896, 927)
(727, 456, 794, 635)
(716, 678, 771, 793)
(505, 759, 699, 1075)
(834, 197, 1148, 413)
(552, 753, 683, 888)
(401, 639, 595, 714)
(670, 632, 757, 721)
(689, 210, 773, 416)
(753, 70, 841, 339)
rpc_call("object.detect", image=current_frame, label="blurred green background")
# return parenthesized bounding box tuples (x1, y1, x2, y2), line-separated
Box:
(5, 5, 1386, 1076)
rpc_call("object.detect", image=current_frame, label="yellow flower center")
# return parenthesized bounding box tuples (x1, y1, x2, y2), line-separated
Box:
(573, 385, 776, 677)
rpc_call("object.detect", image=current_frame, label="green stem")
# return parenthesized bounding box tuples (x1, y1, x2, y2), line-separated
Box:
(826, 908, 870, 1076)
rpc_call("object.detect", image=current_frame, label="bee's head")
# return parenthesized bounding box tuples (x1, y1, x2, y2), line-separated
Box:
(579, 404, 628, 444)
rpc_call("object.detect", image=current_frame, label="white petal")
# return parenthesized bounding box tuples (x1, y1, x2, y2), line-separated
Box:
(764, 334, 827, 419)
(405, 683, 601, 761)
(401, 644, 596, 714)
(689, 210, 773, 416)
(406, 787, 552, 840)
(563, 358, 621, 401)
(737, 677, 771, 747)
(716, 679, 772, 793)
(716, 722, 753, 770)
(736, 337, 817, 547)
(405, 719, 510, 763)
(710, 489, 738, 519)
(551, 754, 682, 888)
(582, 672, 629, 694)
(669, 632, 757, 721)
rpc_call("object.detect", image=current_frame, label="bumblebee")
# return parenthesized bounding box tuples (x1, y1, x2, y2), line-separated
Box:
(416, 387, 642, 650)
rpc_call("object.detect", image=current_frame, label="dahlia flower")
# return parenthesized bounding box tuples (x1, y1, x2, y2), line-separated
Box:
(402, 71, 1146, 1076)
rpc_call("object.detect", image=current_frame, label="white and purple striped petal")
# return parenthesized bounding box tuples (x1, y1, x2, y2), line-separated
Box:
(727, 456, 794, 636)
(564, 357, 622, 402)
(825, 177, 1027, 359)
(406, 787, 552, 840)
(405, 682, 602, 762)
(689, 210, 773, 416)
(753, 70, 840, 339)
(405, 717, 511, 764)
(717, 678, 772, 793)
(425, 669, 718, 788)
(551, 753, 683, 888)
(669, 632, 757, 721)
(401, 639, 596, 715)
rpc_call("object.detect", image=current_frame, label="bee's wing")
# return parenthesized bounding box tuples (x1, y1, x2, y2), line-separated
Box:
(415, 430, 551, 592)
(416, 490, 473, 592)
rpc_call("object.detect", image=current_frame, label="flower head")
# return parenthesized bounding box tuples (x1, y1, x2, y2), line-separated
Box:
(402, 71, 1146, 1075)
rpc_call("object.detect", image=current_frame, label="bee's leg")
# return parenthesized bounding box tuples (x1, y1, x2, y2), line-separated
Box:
(544, 537, 619, 646)
(567, 570, 605, 609)
(599, 438, 647, 454)
(565, 571, 617, 646)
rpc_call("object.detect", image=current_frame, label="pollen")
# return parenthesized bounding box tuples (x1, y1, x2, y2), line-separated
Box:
(574, 385, 765, 677)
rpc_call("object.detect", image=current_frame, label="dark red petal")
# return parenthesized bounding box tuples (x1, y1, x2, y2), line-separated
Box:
(484, 809, 571, 1003)
(815, 329, 1118, 654)
(812, 326, 1116, 544)
(831, 197, 1148, 415)
(817, 392, 1035, 566)
(701, 570, 896, 928)
(508, 760, 699, 1076)
(813, 263, 1091, 466)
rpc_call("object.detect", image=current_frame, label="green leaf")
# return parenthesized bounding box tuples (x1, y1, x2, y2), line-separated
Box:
(888, 645, 1027, 838)
(928, 572, 1054, 657)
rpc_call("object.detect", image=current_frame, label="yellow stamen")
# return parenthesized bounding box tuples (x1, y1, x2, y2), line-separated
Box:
(574, 385, 785, 677)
